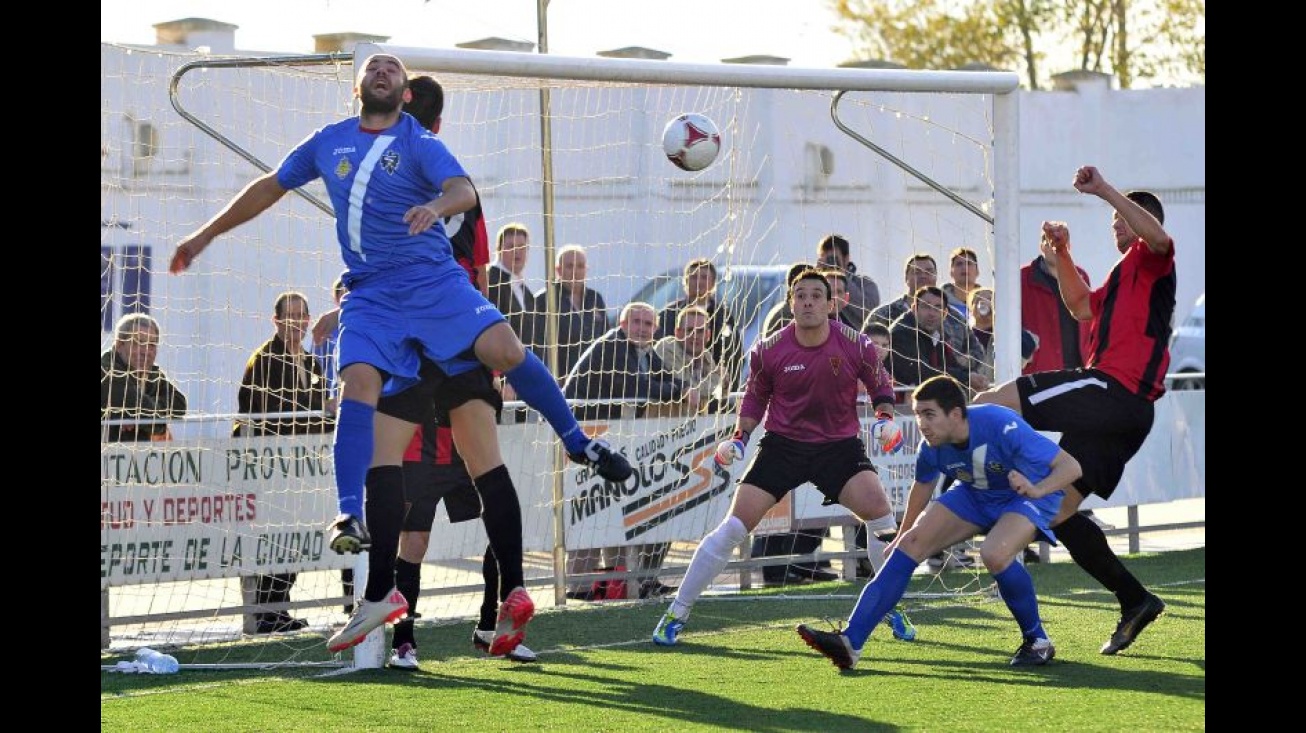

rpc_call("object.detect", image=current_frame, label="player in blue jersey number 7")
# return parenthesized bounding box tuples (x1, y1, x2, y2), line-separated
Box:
(170, 53, 632, 648)
(797, 375, 1083, 670)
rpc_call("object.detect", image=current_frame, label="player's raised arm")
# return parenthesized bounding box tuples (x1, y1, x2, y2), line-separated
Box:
(1042, 221, 1093, 321)
(1073, 165, 1171, 255)
(170, 172, 288, 273)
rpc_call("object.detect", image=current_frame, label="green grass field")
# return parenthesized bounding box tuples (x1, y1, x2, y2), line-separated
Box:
(102, 547, 1205, 731)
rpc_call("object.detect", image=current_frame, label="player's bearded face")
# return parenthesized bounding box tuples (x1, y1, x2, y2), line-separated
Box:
(359, 81, 404, 114)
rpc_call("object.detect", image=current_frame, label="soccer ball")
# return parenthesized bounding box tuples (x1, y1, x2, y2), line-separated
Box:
(662, 113, 721, 171)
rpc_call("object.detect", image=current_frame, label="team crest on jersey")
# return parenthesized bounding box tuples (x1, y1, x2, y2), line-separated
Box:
(381, 150, 400, 174)
(829, 356, 843, 375)
(954, 470, 974, 483)
(334, 157, 352, 179)
(987, 461, 1004, 474)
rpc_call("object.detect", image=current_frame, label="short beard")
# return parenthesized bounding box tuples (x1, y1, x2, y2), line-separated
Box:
(359, 86, 403, 115)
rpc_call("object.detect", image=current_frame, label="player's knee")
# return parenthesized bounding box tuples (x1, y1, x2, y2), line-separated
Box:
(476, 326, 525, 372)
(398, 532, 430, 562)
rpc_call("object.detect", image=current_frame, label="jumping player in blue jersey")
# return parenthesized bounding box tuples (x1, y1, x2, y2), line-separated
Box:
(798, 375, 1083, 670)
(171, 53, 631, 651)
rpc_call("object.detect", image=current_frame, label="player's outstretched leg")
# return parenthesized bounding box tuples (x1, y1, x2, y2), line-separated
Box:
(652, 515, 749, 646)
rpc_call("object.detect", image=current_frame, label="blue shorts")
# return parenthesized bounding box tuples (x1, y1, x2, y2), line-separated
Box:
(338, 264, 506, 396)
(936, 485, 1062, 545)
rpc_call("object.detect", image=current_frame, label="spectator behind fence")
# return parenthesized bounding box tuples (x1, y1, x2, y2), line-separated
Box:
(101, 313, 188, 442)
(968, 286, 1039, 383)
(563, 301, 685, 600)
(534, 244, 610, 379)
(1021, 234, 1091, 375)
(235, 290, 333, 635)
(870, 252, 979, 380)
(487, 222, 540, 363)
(564, 301, 686, 421)
(816, 233, 880, 330)
(656, 258, 743, 396)
(887, 286, 971, 390)
(941, 247, 982, 323)
(653, 305, 724, 416)
(867, 253, 936, 330)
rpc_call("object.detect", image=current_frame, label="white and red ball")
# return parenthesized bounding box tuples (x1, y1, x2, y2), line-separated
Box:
(662, 113, 721, 171)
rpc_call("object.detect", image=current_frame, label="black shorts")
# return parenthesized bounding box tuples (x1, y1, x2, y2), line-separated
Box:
(402, 461, 483, 528)
(378, 358, 502, 424)
(740, 433, 877, 505)
(1017, 368, 1154, 500)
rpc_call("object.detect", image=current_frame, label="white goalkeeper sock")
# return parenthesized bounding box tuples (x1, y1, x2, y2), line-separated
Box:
(863, 514, 898, 575)
(670, 515, 748, 619)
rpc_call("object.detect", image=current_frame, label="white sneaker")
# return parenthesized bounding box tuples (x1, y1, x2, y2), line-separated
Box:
(327, 587, 408, 653)
(388, 642, 419, 670)
(473, 629, 538, 663)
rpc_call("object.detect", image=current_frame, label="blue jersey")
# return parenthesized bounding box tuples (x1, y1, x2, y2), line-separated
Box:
(915, 403, 1060, 491)
(276, 112, 468, 278)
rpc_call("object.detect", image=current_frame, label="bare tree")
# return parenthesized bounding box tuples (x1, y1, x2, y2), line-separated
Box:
(830, 0, 1204, 89)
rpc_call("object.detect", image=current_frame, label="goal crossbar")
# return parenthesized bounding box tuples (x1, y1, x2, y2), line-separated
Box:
(357, 43, 1022, 94)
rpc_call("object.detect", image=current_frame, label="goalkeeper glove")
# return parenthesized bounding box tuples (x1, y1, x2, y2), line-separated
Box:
(715, 429, 749, 466)
(872, 410, 904, 454)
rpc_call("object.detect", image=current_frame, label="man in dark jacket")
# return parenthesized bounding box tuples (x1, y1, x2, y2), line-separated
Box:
(101, 313, 187, 442)
(565, 302, 685, 421)
(235, 290, 333, 634)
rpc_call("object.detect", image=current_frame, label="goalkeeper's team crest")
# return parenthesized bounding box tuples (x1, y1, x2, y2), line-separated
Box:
(829, 356, 843, 376)
(334, 157, 352, 179)
(381, 150, 400, 174)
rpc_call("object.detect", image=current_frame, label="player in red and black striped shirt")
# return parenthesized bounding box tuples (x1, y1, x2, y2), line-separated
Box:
(978, 165, 1173, 657)
(380, 76, 535, 669)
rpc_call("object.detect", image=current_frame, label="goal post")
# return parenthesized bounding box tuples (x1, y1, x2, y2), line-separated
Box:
(101, 40, 1019, 666)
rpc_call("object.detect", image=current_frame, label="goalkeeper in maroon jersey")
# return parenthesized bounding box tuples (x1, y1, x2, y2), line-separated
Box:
(976, 165, 1173, 655)
(653, 269, 910, 646)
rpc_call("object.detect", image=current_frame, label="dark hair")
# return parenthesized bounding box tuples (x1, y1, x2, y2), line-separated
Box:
(405, 75, 444, 130)
(864, 322, 890, 340)
(683, 257, 717, 282)
(788, 268, 832, 301)
(274, 290, 308, 319)
(1126, 190, 1165, 225)
(785, 261, 811, 286)
(496, 222, 530, 248)
(949, 247, 978, 265)
(912, 375, 968, 417)
(817, 234, 850, 258)
(905, 252, 936, 277)
(911, 285, 944, 304)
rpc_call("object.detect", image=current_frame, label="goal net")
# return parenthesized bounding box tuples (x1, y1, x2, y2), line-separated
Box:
(100, 41, 1017, 667)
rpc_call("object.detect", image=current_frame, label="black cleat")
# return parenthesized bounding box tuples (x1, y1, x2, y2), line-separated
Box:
(569, 438, 633, 483)
(1010, 637, 1056, 666)
(796, 624, 861, 670)
(327, 513, 371, 554)
(1101, 592, 1165, 655)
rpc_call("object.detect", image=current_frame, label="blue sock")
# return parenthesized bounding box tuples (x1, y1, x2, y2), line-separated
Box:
(332, 399, 374, 518)
(993, 561, 1046, 640)
(844, 550, 917, 649)
(504, 350, 588, 455)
